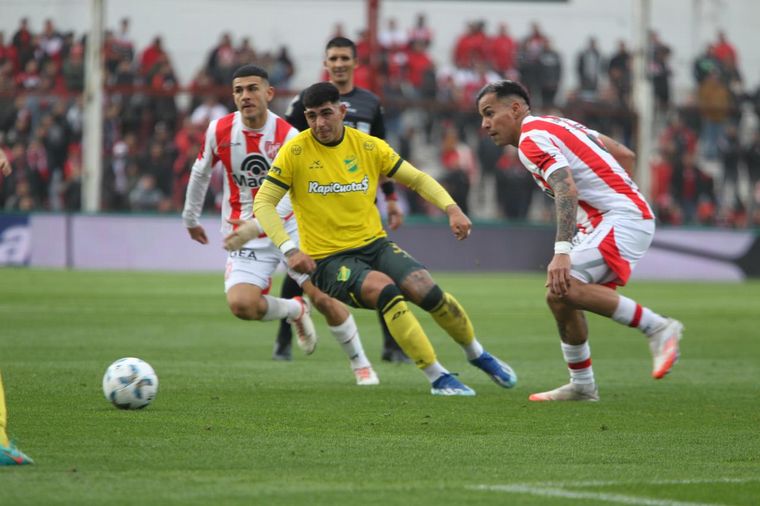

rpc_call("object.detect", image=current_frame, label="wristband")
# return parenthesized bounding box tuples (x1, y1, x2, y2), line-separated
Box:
(380, 180, 396, 197)
(554, 241, 572, 255)
(279, 239, 297, 256)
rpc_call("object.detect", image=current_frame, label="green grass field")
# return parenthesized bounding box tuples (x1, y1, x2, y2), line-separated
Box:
(1, 269, 759, 505)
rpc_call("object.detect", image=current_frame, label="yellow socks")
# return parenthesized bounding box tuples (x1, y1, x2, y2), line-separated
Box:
(430, 292, 475, 346)
(0, 373, 9, 447)
(379, 290, 436, 369)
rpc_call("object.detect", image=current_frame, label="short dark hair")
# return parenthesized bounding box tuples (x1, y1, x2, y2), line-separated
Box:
(303, 82, 341, 109)
(325, 36, 357, 58)
(232, 64, 269, 81)
(476, 80, 531, 108)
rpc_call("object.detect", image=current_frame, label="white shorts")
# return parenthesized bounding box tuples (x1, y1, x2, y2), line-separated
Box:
(223, 219, 310, 293)
(570, 216, 655, 288)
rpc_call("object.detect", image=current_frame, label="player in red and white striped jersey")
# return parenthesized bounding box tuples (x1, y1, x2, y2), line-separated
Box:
(477, 80, 684, 401)
(182, 65, 379, 386)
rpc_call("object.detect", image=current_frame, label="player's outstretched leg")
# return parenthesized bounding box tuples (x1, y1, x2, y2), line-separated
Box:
(530, 301, 598, 402)
(469, 352, 518, 389)
(227, 284, 318, 355)
(647, 318, 684, 379)
(611, 295, 684, 379)
(0, 441, 33, 466)
(529, 382, 599, 402)
(287, 296, 318, 355)
(327, 313, 379, 386)
(424, 287, 517, 388)
(378, 283, 475, 396)
(378, 312, 411, 364)
(0, 373, 33, 465)
(273, 275, 302, 360)
(305, 282, 378, 385)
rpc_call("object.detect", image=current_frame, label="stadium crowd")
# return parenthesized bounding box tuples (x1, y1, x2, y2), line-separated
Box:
(1, 15, 759, 228)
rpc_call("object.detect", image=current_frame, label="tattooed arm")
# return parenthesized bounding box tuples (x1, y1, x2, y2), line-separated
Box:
(546, 167, 578, 296)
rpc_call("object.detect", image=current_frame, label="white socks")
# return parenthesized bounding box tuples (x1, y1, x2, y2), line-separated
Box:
(262, 295, 302, 321)
(462, 339, 484, 361)
(561, 342, 595, 385)
(329, 314, 370, 369)
(422, 361, 449, 383)
(612, 295, 667, 335)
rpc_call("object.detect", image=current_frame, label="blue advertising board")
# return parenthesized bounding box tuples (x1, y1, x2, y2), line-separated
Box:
(0, 214, 30, 266)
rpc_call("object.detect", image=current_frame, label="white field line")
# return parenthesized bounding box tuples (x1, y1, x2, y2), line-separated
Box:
(491, 477, 760, 488)
(470, 484, 728, 506)
(468, 478, 760, 506)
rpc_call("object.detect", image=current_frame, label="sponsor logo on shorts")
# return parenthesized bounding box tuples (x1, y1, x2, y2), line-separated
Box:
(308, 176, 369, 196)
(229, 248, 258, 259)
(337, 265, 351, 282)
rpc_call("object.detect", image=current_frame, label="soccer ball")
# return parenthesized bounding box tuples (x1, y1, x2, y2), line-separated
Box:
(102, 357, 159, 410)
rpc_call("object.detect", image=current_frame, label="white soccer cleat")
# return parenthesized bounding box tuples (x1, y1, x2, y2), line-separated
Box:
(529, 382, 599, 402)
(288, 296, 318, 355)
(353, 366, 380, 386)
(648, 318, 684, 379)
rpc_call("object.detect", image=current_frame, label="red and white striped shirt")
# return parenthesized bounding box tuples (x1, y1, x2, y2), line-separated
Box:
(182, 110, 297, 247)
(518, 115, 654, 234)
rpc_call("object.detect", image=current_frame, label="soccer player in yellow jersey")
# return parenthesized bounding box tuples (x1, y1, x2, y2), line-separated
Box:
(1, 154, 33, 465)
(252, 82, 517, 395)
(0, 371, 33, 465)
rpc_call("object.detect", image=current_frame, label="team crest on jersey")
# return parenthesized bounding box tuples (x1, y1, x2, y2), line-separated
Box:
(344, 155, 358, 173)
(363, 141, 375, 151)
(291, 144, 303, 155)
(264, 141, 282, 159)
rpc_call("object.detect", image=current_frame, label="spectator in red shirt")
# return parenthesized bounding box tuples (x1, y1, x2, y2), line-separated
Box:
(712, 30, 737, 68)
(488, 23, 517, 75)
(140, 36, 166, 76)
(0, 33, 19, 73)
(355, 29, 370, 62)
(453, 21, 487, 69)
(405, 39, 433, 88)
(659, 112, 698, 163)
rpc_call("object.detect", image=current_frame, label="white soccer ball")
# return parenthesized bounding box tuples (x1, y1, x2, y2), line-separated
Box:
(102, 357, 159, 410)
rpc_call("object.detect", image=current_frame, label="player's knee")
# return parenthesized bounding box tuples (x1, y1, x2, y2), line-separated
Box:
(418, 284, 444, 312)
(228, 297, 263, 321)
(545, 287, 580, 309)
(545, 289, 565, 308)
(377, 283, 404, 314)
(399, 269, 435, 304)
